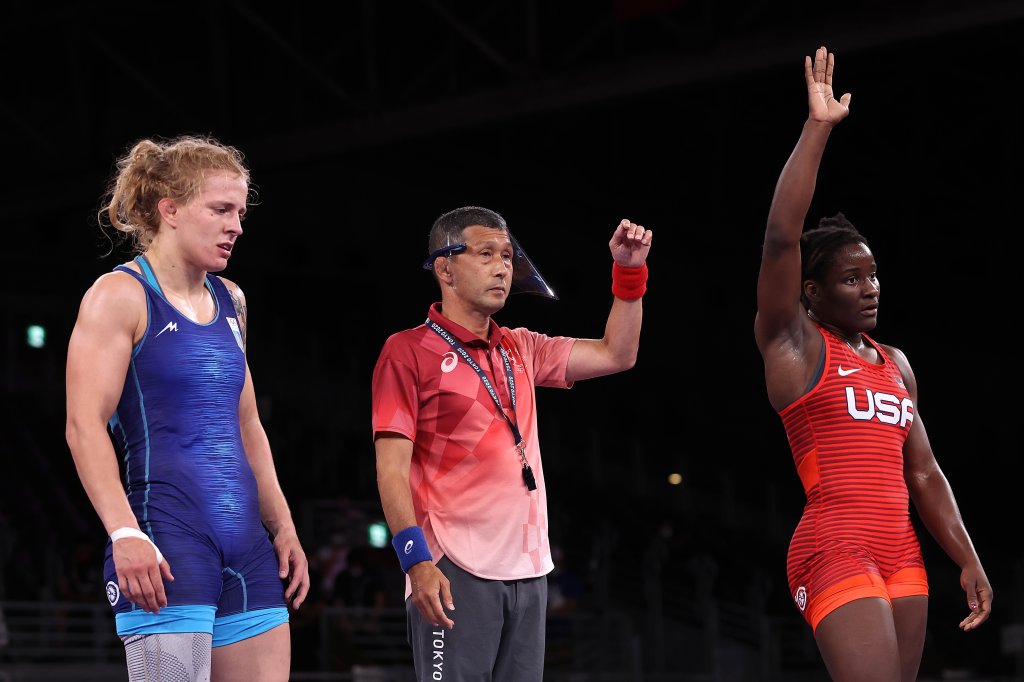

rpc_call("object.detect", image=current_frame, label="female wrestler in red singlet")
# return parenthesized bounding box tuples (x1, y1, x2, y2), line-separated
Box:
(753, 46, 992, 682)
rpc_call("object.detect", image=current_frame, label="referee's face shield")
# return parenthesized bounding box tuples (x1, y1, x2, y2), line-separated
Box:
(422, 229, 558, 299)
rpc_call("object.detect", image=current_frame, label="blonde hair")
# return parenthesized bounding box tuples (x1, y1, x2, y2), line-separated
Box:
(99, 134, 251, 252)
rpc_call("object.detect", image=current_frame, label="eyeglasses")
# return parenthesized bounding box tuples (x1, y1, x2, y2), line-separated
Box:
(421, 244, 467, 270)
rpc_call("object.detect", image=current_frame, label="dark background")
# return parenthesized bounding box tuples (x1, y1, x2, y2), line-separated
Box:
(2, 1, 1023, 679)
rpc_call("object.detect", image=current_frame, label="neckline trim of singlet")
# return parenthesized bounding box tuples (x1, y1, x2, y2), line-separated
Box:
(128, 255, 221, 327)
(825, 326, 886, 368)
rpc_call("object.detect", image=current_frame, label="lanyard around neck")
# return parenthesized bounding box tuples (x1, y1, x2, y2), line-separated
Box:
(426, 318, 536, 490)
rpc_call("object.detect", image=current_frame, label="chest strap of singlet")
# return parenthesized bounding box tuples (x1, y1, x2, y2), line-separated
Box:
(134, 255, 164, 296)
(132, 255, 218, 301)
(803, 331, 827, 396)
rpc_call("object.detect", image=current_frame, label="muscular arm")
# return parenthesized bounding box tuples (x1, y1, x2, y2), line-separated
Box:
(566, 218, 652, 383)
(755, 47, 852, 410)
(890, 346, 992, 630)
(755, 119, 833, 347)
(237, 368, 299, 539)
(66, 271, 172, 612)
(227, 278, 309, 608)
(66, 274, 139, 533)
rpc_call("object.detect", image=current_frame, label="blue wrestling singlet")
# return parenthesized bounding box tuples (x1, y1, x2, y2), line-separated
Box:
(102, 256, 287, 646)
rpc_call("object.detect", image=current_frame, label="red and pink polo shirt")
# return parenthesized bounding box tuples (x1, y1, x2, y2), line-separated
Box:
(371, 303, 575, 584)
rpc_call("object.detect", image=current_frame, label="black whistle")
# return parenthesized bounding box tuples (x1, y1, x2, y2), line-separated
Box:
(522, 463, 537, 491)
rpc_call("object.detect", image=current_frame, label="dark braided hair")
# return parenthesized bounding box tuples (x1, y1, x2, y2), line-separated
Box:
(800, 212, 869, 305)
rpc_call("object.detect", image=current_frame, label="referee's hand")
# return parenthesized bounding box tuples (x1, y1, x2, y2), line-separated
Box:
(409, 561, 455, 628)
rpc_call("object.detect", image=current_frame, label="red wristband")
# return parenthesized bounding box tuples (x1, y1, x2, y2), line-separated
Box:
(611, 262, 648, 300)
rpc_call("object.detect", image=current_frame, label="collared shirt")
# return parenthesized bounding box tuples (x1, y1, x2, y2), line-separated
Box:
(372, 303, 575, 584)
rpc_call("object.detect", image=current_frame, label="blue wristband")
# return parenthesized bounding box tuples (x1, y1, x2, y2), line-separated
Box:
(392, 526, 432, 573)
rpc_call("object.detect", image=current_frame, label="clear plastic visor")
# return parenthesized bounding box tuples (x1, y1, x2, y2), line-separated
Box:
(421, 231, 557, 299)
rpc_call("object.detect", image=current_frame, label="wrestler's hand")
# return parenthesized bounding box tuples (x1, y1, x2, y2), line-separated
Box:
(409, 560, 454, 629)
(273, 527, 310, 609)
(805, 46, 851, 126)
(608, 218, 652, 268)
(958, 561, 993, 631)
(113, 537, 174, 614)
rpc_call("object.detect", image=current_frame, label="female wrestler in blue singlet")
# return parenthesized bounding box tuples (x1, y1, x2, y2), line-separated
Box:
(66, 135, 309, 682)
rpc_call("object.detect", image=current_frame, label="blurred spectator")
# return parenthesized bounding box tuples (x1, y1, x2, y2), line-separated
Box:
(548, 544, 585, 616)
(56, 538, 102, 603)
(318, 532, 351, 596)
(325, 545, 389, 672)
(290, 556, 329, 671)
(0, 505, 8, 655)
(332, 546, 387, 611)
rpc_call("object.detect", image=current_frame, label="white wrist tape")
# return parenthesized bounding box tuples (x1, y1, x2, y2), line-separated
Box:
(110, 527, 164, 564)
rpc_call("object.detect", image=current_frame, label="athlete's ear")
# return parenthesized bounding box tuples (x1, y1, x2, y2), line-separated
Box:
(157, 198, 178, 226)
(803, 280, 820, 303)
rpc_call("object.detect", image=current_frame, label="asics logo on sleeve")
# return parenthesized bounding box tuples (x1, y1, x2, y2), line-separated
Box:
(404, 540, 415, 555)
(155, 321, 179, 338)
(837, 365, 861, 376)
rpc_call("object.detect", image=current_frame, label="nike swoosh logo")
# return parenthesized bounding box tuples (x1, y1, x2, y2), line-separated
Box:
(837, 366, 862, 376)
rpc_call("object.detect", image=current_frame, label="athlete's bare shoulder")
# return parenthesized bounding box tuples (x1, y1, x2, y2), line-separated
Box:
(83, 267, 146, 308)
(214, 275, 248, 345)
(879, 342, 910, 369)
(74, 267, 147, 342)
(880, 342, 918, 394)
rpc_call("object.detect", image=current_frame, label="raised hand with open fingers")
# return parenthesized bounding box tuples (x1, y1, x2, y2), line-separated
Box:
(805, 45, 852, 125)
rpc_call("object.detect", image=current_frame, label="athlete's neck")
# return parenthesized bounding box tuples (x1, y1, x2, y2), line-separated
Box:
(806, 308, 864, 351)
(139, 250, 212, 323)
(142, 250, 209, 301)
